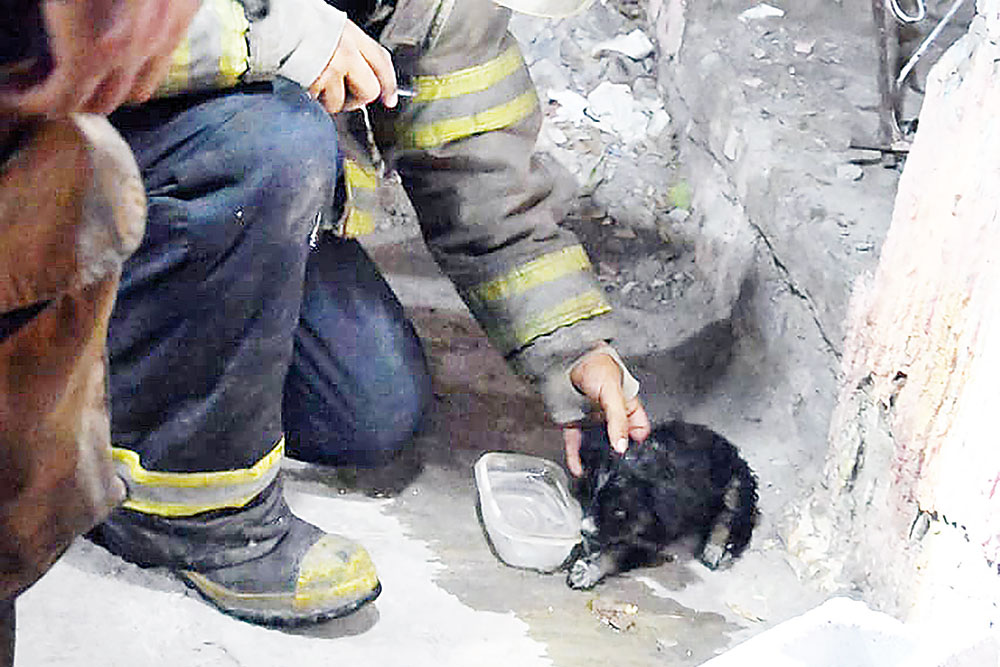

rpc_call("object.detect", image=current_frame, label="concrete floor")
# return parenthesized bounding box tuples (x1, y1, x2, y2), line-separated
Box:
(14, 226, 827, 666)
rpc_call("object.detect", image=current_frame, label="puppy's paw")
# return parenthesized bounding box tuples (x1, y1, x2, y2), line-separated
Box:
(566, 554, 606, 589)
(698, 541, 729, 570)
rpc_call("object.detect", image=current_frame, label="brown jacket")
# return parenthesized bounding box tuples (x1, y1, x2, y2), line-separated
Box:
(0, 115, 145, 601)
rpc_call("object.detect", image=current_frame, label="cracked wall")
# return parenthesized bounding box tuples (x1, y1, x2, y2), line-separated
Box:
(788, 0, 1000, 629)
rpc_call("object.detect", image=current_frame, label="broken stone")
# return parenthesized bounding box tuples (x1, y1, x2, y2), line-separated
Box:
(598, 261, 619, 277)
(647, 107, 672, 138)
(585, 81, 651, 143)
(634, 257, 663, 283)
(836, 164, 864, 181)
(548, 89, 590, 126)
(723, 127, 741, 161)
(794, 39, 816, 55)
(668, 207, 691, 224)
(738, 3, 786, 22)
(591, 29, 655, 60)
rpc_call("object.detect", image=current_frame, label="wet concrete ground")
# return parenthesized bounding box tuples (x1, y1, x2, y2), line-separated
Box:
(15, 224, 826, 666)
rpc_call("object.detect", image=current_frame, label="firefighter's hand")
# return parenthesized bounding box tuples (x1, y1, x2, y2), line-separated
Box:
(0, 0, 200, 116)
(309, 19, 398, 114)
(562, 351, 651, 477)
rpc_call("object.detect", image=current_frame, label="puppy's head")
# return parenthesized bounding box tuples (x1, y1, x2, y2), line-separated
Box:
(591, 472, 659, 547)
(578, 425, 661, 547)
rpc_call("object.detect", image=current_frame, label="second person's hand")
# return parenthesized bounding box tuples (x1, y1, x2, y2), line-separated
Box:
(309, 20, 398, 114)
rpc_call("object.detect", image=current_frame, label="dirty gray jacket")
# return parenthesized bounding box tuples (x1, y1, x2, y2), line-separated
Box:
(155, 0, 620, 424)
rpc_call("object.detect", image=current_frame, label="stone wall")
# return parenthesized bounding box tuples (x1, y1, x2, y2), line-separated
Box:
(788, 0, 1000, 630)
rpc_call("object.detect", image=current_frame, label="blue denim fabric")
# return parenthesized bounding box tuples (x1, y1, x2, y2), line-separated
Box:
(108, 81, 430, 474)
(283, 235, 431, 467)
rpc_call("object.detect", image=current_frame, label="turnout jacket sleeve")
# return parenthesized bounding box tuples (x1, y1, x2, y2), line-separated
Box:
(156, 0, 346, 96)
(374, 0, 620, 424)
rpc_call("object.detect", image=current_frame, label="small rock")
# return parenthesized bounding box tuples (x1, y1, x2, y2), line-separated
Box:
(598, 261, 619, 277)
(647, 108, 672, 138)
(668, 208, 691, 224)
(855, 241, 875, 252)
(743, 77, 765, 88)
(794, 39, 815, 55)
(723, 127, 741, 161)
(738, 3, 785, 22)
(613, 227, 637, 239)
(634, 257, 662, 283)
(752, 47, 767, 60)
(836, 164, 864, 181)
(543, 124, 568, 145)
(591, 29, 655, 60)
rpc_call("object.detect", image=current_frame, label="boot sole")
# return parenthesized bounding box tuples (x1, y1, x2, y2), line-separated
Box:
(178, 572, 382, 627)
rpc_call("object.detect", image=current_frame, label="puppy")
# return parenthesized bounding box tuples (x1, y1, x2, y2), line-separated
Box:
(566, 420, 759, 589)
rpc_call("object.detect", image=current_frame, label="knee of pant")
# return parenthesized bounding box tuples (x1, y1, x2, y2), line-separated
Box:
(358, 354, 433, 463)
(283, 345, 432, 468)
(165, 89, 340, 261)
(240, 90, 340, 220)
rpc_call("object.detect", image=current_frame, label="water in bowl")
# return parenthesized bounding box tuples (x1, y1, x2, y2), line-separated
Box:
(489, 469, 578, 538)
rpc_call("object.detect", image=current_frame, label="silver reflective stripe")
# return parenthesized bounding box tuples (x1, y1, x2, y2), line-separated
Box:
(112, 438, 284, 518)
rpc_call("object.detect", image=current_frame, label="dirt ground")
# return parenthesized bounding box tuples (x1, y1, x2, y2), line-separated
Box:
(13, 1, 972, 665)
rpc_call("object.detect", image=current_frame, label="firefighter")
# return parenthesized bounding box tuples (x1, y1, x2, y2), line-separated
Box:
(90, 0, 651, 626)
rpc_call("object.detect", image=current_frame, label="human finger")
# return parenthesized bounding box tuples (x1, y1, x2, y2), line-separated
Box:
(598, 377, 631, 456)
(342, 54, 382, 111)
(358, 37, 397, 108)
(562, 426, 584, 477)
(317, 74, 347, 114)
(625, 397, 651, 443)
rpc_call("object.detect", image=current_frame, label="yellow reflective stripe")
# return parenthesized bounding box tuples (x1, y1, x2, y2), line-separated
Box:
(121, 490, 263, 518)
(511, 289, 612, 348)
(402, 90, 539, 149)
(470, 246, 593, 304)
(113, 439, 283, 517)
(339, 158, 378, 237)
(112, 439, 283, 489)
(343, 159, 378, 191)
(161, 35, 192, 93)
(412, 46, 523, 102)
(215, 0, 250, 85)
(342, 207, 375, 237)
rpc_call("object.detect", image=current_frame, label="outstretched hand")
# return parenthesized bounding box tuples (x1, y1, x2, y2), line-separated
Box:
(0, 0, 199, 116)
(309, 19, 398, 113)
(562, 350, 650, 477)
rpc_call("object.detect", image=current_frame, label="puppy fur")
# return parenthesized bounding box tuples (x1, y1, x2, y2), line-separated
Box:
(566, 420, 759, 590)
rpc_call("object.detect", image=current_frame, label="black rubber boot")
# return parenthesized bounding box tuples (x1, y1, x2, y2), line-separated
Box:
(92, 480, 380, 626)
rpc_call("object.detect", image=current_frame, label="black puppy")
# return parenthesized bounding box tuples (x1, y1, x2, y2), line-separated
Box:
(566, 421, 759, 589)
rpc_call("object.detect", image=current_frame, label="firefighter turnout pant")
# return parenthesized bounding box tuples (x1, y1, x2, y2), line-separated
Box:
(92, 80, 431, 570)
